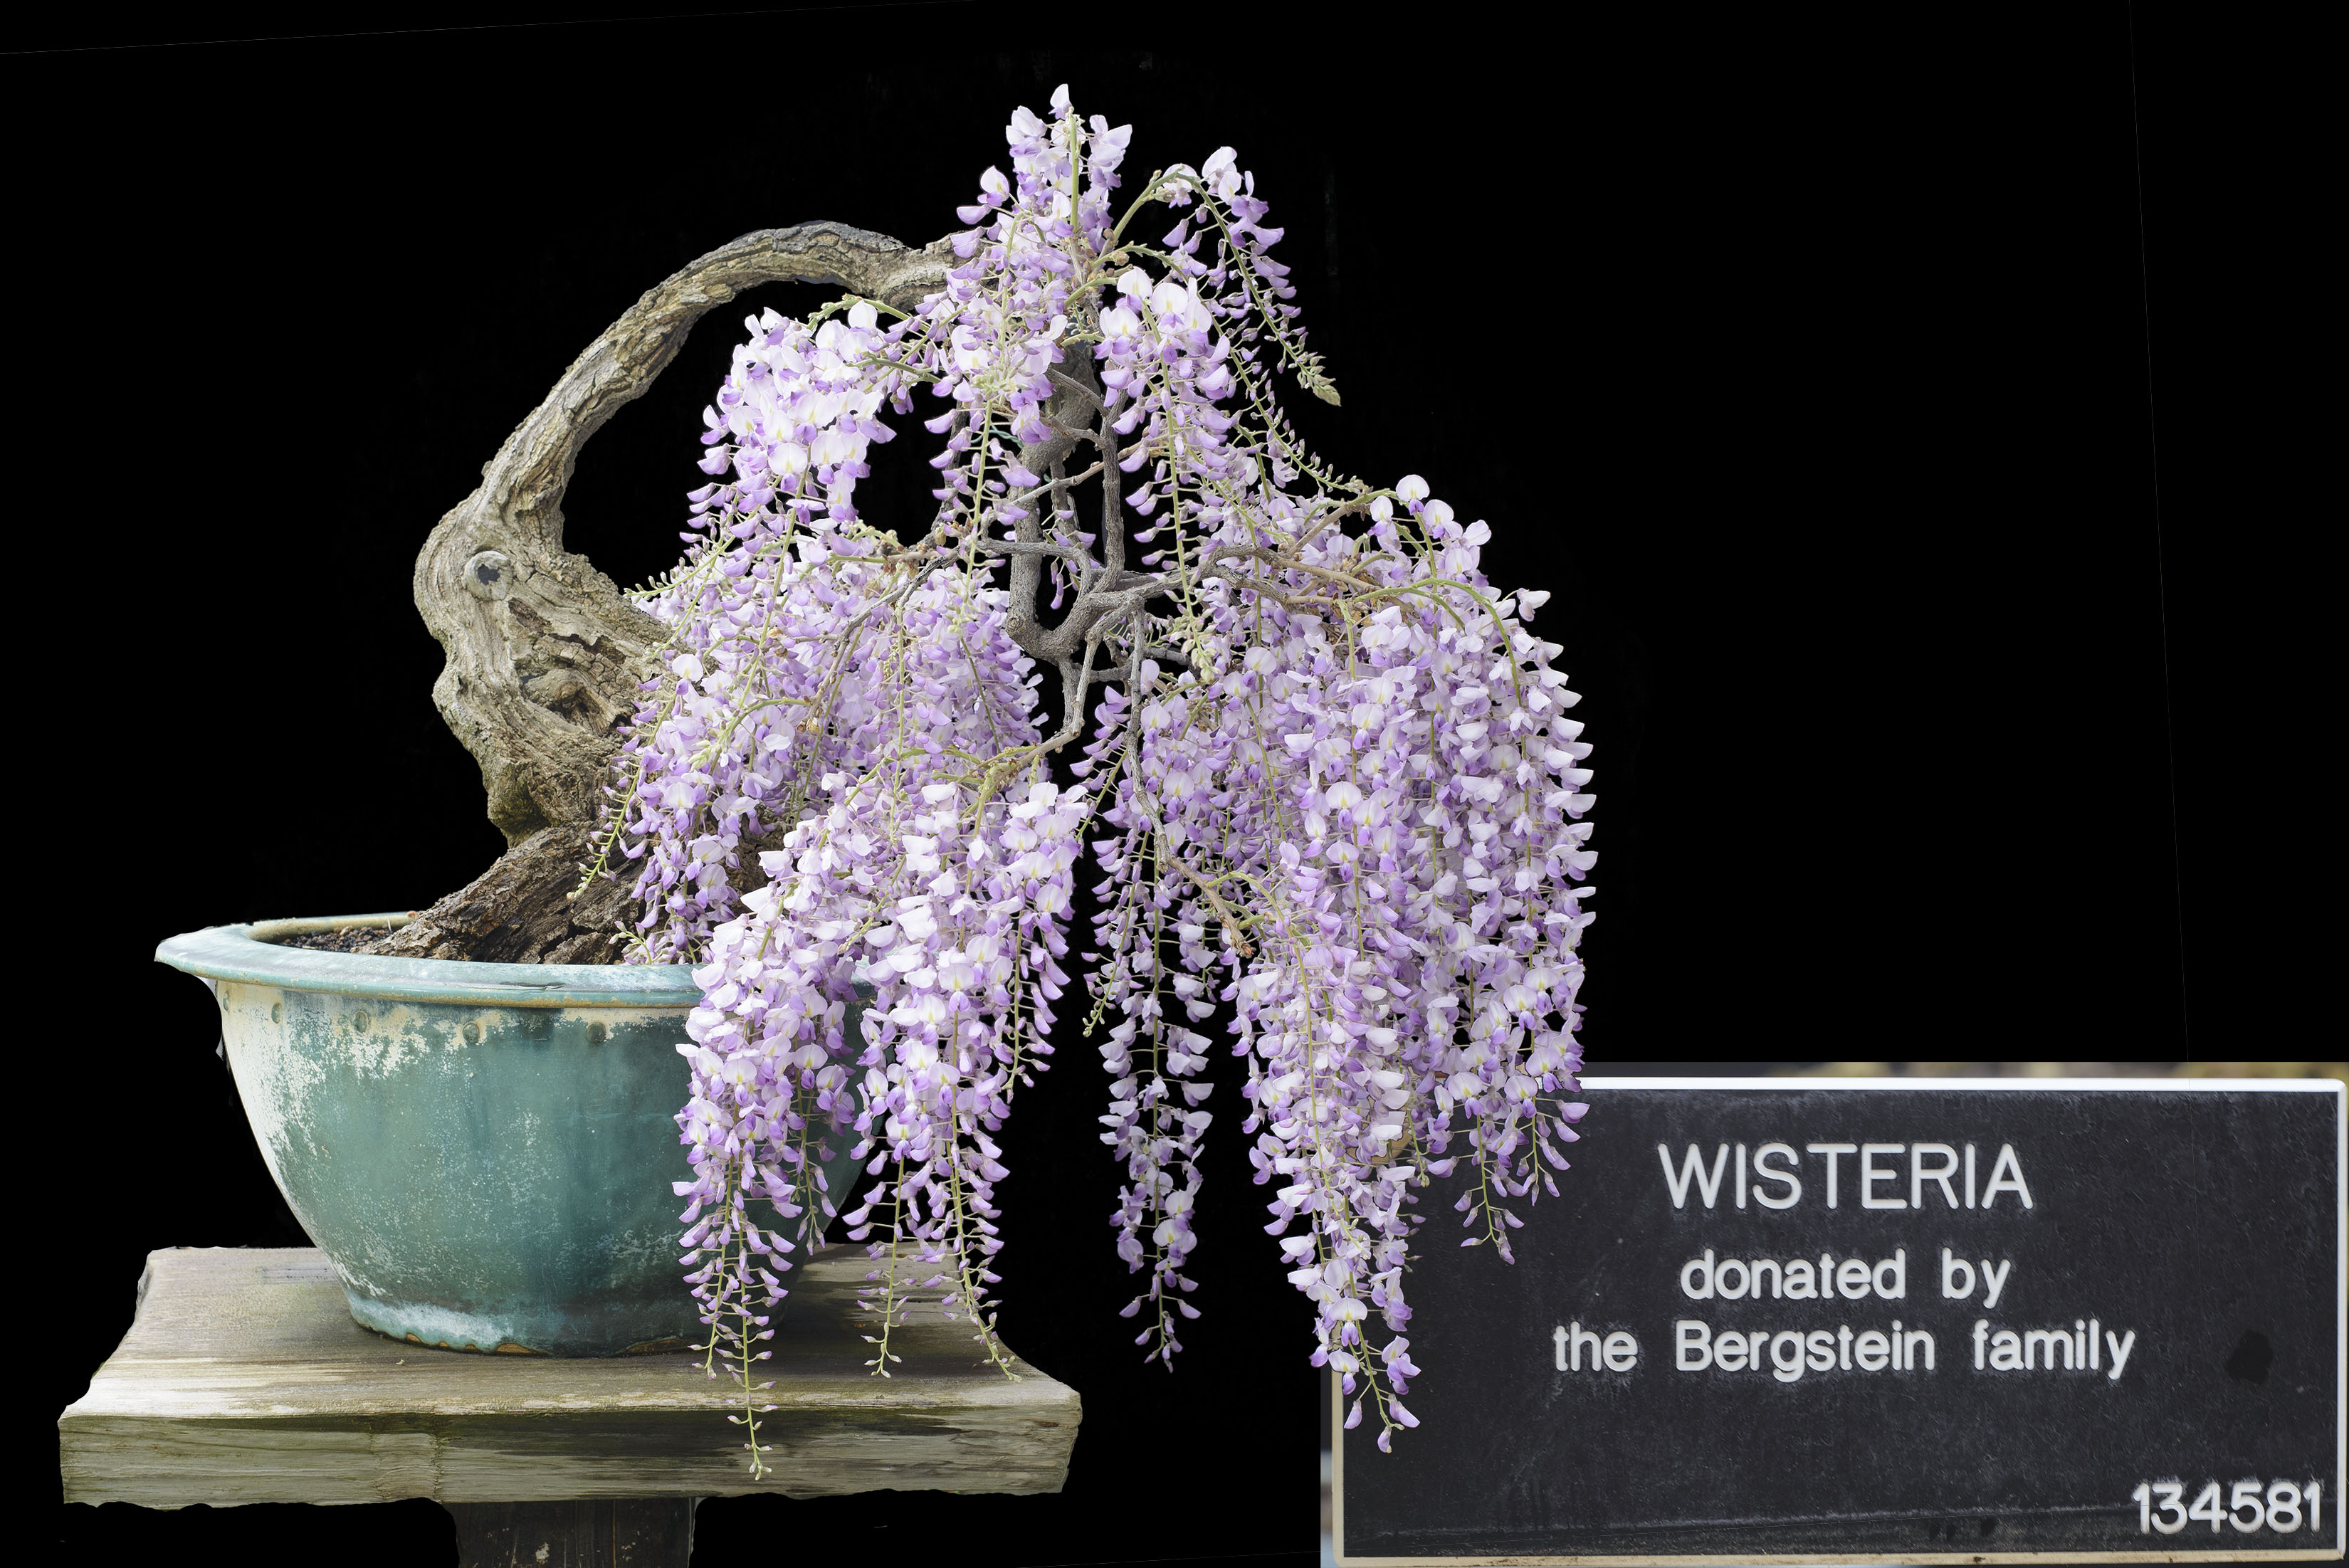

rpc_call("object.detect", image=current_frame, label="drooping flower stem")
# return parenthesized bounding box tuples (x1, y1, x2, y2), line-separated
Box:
(613, 88, 1595, 1454)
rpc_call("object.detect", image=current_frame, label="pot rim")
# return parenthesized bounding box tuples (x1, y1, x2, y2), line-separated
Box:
(156, 914, 701, 1009)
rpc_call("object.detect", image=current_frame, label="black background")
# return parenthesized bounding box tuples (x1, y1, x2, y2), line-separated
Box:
(1342, 1085, 2343, 1559)
(6, 3, 2320, 1564)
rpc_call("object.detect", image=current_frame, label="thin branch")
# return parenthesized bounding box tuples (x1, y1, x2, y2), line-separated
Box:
(1157, 853, 1256, 956)
(983, 540, 1093, 563)
(1207, 543, 1375, 591)
(1087, 645, 1190, 680)
(1194, 564, 1308, 608)
(1007, 458, 1107, 510)
(1099, 392, 1126, 579)
(1048, 369, 1107, 420)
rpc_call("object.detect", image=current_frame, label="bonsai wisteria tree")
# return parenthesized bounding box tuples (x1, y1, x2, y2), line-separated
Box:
(388, 88, 1595, 1474)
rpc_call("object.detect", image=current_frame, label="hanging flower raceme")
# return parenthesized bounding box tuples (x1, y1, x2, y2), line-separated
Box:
(588, 83, 1595, 1473)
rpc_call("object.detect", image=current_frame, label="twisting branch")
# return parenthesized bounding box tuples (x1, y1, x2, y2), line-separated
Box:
(373, 223, 959, 962)
(416, 221, 957, 848)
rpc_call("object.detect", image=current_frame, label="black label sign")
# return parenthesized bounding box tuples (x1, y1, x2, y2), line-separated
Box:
(1335, 1079, 2346, 1564)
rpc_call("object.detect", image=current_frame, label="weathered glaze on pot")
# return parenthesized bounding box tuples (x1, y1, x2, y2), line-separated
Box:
(157, 915, 866, 1357)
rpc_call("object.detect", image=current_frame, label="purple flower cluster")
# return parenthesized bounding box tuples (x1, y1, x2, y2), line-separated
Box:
(636, 540, 1073, 1470)
(593, 87, 1594, 1468)
(611, 300, 913, 966)
(1076, 490, 1594, 1448)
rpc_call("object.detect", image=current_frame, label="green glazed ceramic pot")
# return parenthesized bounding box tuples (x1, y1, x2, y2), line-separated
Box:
(156, 915, 866, 1357)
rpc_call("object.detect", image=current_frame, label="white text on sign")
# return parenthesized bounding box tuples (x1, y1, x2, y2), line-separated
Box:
(1658, 1141, 2034, 1211)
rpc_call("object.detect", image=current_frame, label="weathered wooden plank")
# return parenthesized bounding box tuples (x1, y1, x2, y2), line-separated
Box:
(60, 1246, 1078, 1508)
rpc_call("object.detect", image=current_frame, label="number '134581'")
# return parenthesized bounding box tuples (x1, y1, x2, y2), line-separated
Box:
(2132, 1479, 2323, 1534)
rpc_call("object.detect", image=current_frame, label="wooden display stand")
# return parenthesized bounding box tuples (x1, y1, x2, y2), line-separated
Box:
(61, 1246, 1079, 1566)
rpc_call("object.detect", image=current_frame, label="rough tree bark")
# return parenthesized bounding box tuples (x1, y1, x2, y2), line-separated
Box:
(371, 216, 1309, 964)
(367, 223, 952, 963)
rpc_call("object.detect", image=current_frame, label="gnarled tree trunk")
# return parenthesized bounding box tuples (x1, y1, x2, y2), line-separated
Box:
(368, 223, 951, 963)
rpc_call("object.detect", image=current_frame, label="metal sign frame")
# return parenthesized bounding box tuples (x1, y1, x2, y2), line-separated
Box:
(1331, 1076, 2348, 1566)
